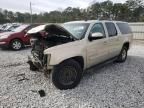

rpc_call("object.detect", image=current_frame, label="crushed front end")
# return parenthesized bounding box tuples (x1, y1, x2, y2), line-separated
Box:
(27, 24, 75, 73)
(27, 34, 52, 73)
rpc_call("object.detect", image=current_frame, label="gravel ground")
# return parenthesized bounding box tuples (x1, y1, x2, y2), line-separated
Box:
(0, 45, 144, 108)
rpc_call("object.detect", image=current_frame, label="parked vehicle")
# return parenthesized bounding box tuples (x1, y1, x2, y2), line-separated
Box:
(0, 24, 7, 32)
(0, 24, 38, 50)
(0, 23, 21, 33)
(27, 20, 133, 90)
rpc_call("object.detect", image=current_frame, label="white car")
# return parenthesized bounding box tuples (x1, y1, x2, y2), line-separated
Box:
(27, 20, 133, 90)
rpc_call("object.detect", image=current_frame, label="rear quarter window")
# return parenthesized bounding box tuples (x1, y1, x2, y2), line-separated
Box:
(116, 23, 132, 34)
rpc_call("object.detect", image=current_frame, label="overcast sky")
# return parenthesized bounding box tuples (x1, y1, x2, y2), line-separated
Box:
(0, 0, 127, 13)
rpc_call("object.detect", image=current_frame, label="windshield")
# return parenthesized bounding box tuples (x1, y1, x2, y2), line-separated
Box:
(12, 25, 28, 32)
(8, 25, 19, 31)
(62, 23, 90, 39)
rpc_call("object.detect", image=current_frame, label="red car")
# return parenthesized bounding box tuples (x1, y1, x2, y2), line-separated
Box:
(0, 24, 38, 50)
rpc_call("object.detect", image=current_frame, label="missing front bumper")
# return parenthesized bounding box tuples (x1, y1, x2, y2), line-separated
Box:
(27, 55, 53, 72)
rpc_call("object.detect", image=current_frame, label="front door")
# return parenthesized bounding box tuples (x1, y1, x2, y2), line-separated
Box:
(86, 23, 109, 68)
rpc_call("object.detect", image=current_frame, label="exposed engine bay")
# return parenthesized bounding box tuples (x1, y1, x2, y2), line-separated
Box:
(27, 24, 75, 71)
(30, 33, 73, 63)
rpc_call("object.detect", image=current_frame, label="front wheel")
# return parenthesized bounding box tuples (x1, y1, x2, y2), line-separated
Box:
(52, 59, 83, 90)
(10, 39, 23, 50)
(116, 46, 128, 63)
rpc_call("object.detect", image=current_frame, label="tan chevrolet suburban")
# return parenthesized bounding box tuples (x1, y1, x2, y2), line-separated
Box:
(27, 20, 133, 90)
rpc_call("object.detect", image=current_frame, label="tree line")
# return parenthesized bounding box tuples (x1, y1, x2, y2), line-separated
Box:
(0, 0, 144, 24)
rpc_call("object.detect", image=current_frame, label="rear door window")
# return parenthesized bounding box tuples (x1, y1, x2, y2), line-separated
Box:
(117, 23, 132, 34)
(105, 22, 117, 37)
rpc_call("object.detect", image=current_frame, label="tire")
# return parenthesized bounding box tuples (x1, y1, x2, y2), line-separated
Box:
(52, 59, 83, 90)
(116, 46, 128, 63)
(10, 39, 23, 50)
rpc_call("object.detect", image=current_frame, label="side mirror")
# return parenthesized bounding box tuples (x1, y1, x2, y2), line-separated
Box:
(88, 32, 104, 41)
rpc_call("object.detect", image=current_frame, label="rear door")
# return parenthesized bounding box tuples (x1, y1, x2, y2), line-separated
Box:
(105, 22, 122, 58)
(86, 23, 109, 68)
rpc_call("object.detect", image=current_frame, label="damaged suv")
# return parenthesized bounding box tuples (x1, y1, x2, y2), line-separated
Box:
(27, 20, 133, 90)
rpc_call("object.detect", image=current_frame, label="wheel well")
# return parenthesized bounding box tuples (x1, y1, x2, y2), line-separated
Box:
(123, 42, 129, 50)
(72, 56, 84, 69)
(60, 56, 84, 69)
(10, 38, 23, 45)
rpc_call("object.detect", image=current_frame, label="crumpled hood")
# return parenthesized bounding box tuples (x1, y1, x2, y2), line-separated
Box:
(27, 24, 77, 40)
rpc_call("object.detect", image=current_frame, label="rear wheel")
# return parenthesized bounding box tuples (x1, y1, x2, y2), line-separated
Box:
(52, 59, 83, 90)
(10, 39, 23, 50)
(116, 46, 128, 63)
